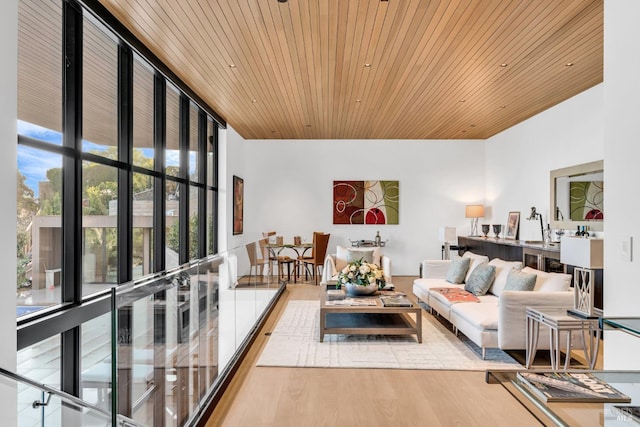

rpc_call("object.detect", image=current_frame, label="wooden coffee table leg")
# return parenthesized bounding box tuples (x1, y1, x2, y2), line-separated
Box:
(416, 310, 422, 343)
(320, 310, 325, 342)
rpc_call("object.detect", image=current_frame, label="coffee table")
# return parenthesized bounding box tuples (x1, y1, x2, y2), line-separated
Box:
(319, 284, 422, 343)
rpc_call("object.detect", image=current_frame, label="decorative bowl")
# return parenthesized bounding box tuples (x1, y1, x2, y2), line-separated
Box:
(344, 282, 378, 296)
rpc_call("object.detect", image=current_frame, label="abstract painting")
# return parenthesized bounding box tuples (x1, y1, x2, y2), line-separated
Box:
(333, 180, 399, 224)
(570, 181, 604, 220)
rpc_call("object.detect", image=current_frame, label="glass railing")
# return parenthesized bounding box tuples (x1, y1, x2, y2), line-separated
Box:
(96, 239, 283, 426)
(0, 366, 143, 426)
(12, 238, 285, 426)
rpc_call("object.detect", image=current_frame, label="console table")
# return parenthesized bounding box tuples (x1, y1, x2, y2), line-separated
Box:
(457, 236, 603, 311)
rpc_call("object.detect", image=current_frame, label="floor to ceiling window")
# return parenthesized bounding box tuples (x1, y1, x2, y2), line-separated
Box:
(15, 0, 224, 422)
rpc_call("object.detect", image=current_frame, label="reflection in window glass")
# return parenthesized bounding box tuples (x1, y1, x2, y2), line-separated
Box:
(17, 0, 63, 138)
(133, 172, 153, 279)
(207, 189, 214, 255)
(166, 180, 180, 269)
(82, 161, 118, 294)
(190, 186, 200, 260)
(166, 85, 180, 177)
(16, 146, 62, 317)
(133, 56, 155, 167)
(83, 16, 118, 157)
(81, 313, 111, 410)
(207, 118, 215, 188)
(189, 102, 199, 182)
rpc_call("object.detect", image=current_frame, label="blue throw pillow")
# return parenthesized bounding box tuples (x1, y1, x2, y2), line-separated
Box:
(445, 257, 471, 284)
(504, 269, 537, 291)
(464, 262, 496, 296)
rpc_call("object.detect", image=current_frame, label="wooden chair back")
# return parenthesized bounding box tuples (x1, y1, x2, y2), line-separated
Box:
(312, 233, 330, 264)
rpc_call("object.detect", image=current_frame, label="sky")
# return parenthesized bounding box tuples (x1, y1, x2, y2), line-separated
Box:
(17, 120, 193, 198)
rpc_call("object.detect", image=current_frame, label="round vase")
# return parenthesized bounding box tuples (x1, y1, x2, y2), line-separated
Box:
(344, 282, 378, 296)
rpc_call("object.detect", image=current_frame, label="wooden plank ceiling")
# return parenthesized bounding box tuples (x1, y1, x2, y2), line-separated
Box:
(98, 0, 602, 140)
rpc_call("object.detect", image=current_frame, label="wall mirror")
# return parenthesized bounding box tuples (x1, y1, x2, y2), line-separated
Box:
(550, 160, 604, 231)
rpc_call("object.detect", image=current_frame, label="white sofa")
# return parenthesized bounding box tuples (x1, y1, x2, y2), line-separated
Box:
(321, 245, 392, 285)
(413, 251, 575, 358)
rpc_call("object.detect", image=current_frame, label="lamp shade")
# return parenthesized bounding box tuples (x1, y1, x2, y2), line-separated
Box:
(560, 236, 604, 269)
(438, 226, 457, 243)
(465, 204, 484, 218)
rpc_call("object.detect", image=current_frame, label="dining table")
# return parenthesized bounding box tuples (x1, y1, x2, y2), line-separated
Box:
(265, 242, 314, 282)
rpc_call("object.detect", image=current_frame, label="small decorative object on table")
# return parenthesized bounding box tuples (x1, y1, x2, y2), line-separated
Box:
(492, 224, 502, 239)
(336, 258, 386, 296)
(481, 224, 490, 238)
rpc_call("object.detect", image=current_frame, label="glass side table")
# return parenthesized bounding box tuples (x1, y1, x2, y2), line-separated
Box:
(487, 370, 640, 427)
(525, 307, 601, 370)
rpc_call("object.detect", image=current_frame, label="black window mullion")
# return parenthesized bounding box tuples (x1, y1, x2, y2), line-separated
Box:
(212, 128, 219, 255)
(153, 74, 166, 273)
(198, 111, 206, 258)
(179, 95, 189, 264)
(117, 43, 133, 284)
(61, 0, 83, 398)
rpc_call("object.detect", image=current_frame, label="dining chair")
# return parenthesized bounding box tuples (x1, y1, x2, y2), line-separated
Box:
(301, 233, 330, 285)
(259, 234, 296, 282)
(246, 240, 269, 284)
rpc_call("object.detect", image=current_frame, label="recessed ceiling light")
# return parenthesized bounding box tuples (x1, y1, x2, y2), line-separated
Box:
(229, 64, 236, 68)
(355, 99, 361, 103)
(565, 62, 574, 67)
(277, 0, 288, 3)
(499, 105, 506, 109)
(500, 63, 508, 67)
(251, 99, 257, 103)
(364, 63, 371, 68)
(459, 99, 466, 103)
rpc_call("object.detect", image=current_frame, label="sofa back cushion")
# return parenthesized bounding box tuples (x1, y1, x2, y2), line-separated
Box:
(504, 269, 537, 291)
(335, 245, 382, 271)
(522, 266, 572, 291)
(462, 251, 490, 283)
(464, 262, 496, 296)
(488, 258, 523, 297)
(445, 257, 471, 284)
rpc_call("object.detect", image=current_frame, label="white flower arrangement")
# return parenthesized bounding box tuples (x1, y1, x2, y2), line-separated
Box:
(336, 258, 385, 289)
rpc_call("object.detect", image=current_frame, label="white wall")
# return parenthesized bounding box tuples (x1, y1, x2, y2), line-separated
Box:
(229, 130, 486, 275)
(485, 84, 604, 241)
(1, 0, 18, 421)
(1, 0, 17, 371)
(602, 0, 640, 369)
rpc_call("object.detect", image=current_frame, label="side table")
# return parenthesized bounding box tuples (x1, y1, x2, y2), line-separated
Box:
(525, 306, 601, 370)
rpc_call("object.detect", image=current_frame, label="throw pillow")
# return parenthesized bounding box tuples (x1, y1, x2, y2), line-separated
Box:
(504, 269, 537, 291)
(335, 245, 350, 271)
(345, 248, 374, 264)
(488, 258, 523, 297)
(464, 262, 496, 296)
(462, 251, 490, 283)
(445, 257, 471, 284)
(522, 267, 572, 291)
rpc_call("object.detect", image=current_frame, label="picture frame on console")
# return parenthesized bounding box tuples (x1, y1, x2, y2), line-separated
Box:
(505, 211, 520, 240)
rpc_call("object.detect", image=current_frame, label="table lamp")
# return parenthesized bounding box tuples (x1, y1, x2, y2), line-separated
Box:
(438, 226, 457, 260)
(560, 236, 604, 317)
(465, 204, 484, 237)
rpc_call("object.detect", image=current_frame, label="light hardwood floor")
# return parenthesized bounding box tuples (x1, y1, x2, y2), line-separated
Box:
(206, 277, 543, 427)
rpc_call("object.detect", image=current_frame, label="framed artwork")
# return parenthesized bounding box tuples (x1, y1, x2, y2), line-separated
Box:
(505, 211, 520, 240)
(332, 180, 399, 224)
(233, 175, 244, 235)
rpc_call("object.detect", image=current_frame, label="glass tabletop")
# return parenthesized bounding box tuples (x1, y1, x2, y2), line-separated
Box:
(487, 370, 640, 426)
(602, 318, 640, 338)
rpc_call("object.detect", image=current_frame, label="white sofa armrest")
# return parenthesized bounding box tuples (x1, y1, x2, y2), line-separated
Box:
(381, 255, 392, 283)
(321, 254, 338, 284)
(498, 290, 574, 350)
(421, 259, 451, 279)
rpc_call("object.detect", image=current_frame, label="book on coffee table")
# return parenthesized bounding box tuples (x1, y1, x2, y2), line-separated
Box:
(380, 296, 413, 307)
(517, 372, 631, 403)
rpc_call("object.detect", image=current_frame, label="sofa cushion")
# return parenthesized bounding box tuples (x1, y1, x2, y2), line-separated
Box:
(504, 269, 537, 291)
(336, 245, 382, 271)
(488, 258, 523, 297)
(464, 262, 496, 296)
(522, 267, 572, 291)
(462, 251, 490, 282)
(445, 257, 471, 284)
(450, 301, 499, 330)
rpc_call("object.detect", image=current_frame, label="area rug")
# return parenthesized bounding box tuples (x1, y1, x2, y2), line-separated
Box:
(256, 300, 523, 371)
